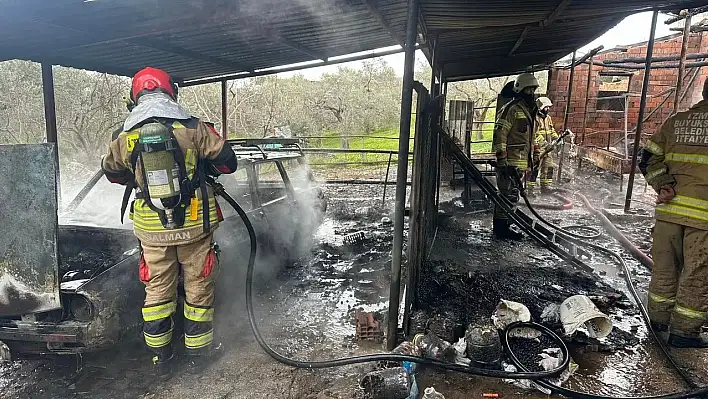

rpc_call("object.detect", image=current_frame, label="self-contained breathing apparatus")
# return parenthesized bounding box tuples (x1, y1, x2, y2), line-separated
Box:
(120, 119, 211, 234)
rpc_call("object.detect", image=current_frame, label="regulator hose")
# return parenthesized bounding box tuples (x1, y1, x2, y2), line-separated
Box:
(210, 179, 570, 379)
(520, 190, 700, 393)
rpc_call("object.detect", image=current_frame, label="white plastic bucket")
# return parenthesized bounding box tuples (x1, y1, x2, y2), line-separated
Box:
(559, 295, 613, 338)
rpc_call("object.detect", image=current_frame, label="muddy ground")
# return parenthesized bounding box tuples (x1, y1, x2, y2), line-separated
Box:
(2, 160, 708, 398)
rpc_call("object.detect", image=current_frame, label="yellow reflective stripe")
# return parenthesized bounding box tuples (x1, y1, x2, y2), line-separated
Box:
(492, 143, 507, 152)
(496, 120, 512, 132)
(515, 111, 527, 119)
(185, 330, 214, 349)
(665, 152, 708, 165)
(656, 204, 708, 222)
(540, 179, 553, 184)
(671, 195, 708, 210)
(172, 121, 186, 129)
(142, 301, 176, 322)
(649, 292, 676, 304)
(144, 327, 173, 348)
(185, 148, 197, 179)
(509, 159, 527, 167)
(645, 166, 667, 182)
(646, 140, 663, 155)
(674, 304, 707, 320)
(184, 303, 214, 322)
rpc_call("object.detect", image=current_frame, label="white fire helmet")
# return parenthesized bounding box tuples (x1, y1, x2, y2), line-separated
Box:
(536, 96, 553, 109)
(513, 73, 539, 93)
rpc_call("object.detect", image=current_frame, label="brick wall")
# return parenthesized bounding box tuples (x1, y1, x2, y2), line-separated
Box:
(547, 32, 708, 151)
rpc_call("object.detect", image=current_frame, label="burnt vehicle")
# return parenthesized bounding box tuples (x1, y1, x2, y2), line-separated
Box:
(0, 139, 325, 356)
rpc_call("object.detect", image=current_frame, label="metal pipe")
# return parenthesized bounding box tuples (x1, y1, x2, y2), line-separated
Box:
(42, 63, 58, 144)
(557, 51, 576, 182)
(596, 60, 708, 70)
(578, 56, 593, 171)
(221, 80, 228, 139)
(42, 62, 60, 202)
(437, 74, 446, 209)
(382, 152, 393, 207)
(603, 51, 708, 65)
(325, 179, 409, 186)
(674, 15, 692, 114)
(664, 5, 708, 25)
(183, 45, 422, 86)
(557, 46, 603, 69)
(581, 57, 594, 147)
(625, 10, 658, 213)
(387, 0, 418, 351)
(624, 95, 629, 160)
(429, 37, 437, 95)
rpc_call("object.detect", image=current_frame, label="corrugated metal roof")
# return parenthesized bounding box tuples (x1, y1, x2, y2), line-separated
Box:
(427, 0, 706, 81)
(0, 0, 703, 83)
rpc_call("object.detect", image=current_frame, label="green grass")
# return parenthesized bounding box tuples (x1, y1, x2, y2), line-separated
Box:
(469, 109, 496, 154)
(302, 125, 414, 169)
(301, 110, 497, 170)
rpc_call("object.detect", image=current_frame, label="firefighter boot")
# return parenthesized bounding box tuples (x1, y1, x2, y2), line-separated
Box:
(152, 347, 175, 381)
(493, 219, 523, 240)
(668, 334, 708, 348)
(186, 342, 224, 374)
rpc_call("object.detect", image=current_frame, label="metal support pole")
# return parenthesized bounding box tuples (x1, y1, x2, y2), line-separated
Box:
(625, 10, 658, 213)
(579, 57, 594, 170)
(42, 63, 58, 144)
(624, 95, 629, 159)
(674, 14, 692, 114)
(429, 38, 437, 95)
(436, 73, 445, 209)
(42, 62, 60, 202)
(221, 80, 228, 139)
(387, 0, 418, 351)
(382, 152, 393, 207)
(558, 51, 576, 181)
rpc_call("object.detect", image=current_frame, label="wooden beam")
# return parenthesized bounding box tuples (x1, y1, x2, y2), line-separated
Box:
(361, 0, 406, 46)
(540, 0, 573, 28)
(508, 26, 530, 56)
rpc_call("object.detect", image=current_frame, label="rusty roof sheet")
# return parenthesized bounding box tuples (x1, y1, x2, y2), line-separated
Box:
(0, 0, 703, 83)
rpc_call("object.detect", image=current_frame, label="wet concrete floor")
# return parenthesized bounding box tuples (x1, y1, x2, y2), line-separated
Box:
(1, 164, 707, 398)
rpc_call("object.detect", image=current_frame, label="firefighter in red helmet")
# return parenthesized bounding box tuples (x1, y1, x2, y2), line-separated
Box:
(102, 67, 237, 379)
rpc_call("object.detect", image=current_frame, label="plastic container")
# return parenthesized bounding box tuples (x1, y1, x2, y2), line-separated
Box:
(560, 295, 613, 338)
(421, 387, 445, 398)
(465, 324, 502, 368)
(413, 333, 457, 362)
(360, 367, 411, 399)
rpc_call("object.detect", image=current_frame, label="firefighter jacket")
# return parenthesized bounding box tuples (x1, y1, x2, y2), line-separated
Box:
(534, 113, 558, 152)
(642, 99, 708, 231)
(492, 98, 535, 169)
(102, 117, 237, 246)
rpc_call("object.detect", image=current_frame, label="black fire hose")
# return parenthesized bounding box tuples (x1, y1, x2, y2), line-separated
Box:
(209, 178, 571, 379)
(213, 177, 707, 397)
(517, 191, 703, 396)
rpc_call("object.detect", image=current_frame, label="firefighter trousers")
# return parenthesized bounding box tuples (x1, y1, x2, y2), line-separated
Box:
(494, 167, 520, 221)
(648, 220, 708, 337)
(528, 157, 555, 189)
(139, 234, 219, 357)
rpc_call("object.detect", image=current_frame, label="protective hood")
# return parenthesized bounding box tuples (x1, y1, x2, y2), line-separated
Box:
(124, 92, 191, 131)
